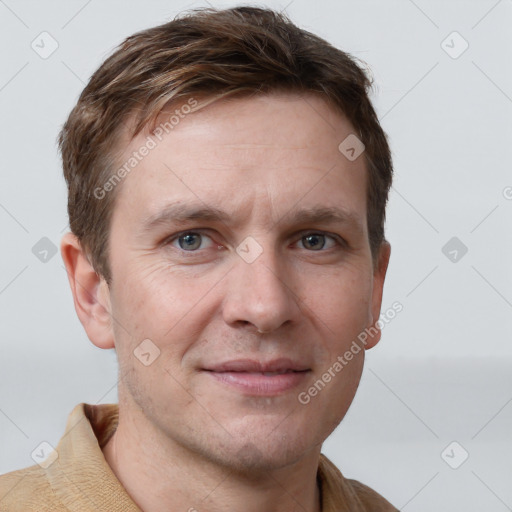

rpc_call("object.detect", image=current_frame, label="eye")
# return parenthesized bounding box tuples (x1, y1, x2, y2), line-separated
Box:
(297, 232, 340, 251)
(164, 230, 344, 255)
(170, 231, 214, 251)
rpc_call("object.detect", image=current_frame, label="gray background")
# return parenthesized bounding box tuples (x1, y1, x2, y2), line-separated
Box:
(1, 0, 511, 510)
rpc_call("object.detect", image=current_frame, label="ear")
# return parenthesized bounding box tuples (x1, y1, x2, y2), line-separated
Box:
(364, 241, 391, 350)
(60, 232, 115, 349)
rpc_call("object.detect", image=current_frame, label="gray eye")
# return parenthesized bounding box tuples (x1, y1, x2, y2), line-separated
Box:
(302, 234, 325, 250)
(178, 233, 202, 251)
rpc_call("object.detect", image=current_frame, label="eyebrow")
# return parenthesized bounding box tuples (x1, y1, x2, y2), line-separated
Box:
(140, 203, 363, 235)
(280, 206, 362, 230)
(141, 204, 231, 233)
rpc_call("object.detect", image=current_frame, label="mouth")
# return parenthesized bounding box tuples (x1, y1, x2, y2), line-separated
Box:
(201, 358, 311, 396)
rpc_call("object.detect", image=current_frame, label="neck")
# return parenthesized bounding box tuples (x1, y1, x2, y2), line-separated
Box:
(102, 396, 322, 512)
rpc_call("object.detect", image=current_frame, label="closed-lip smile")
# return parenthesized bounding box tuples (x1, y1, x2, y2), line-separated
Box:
(202, 358, 311, 395)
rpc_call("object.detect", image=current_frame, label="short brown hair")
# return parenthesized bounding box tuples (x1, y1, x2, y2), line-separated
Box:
(58, 6, 393, 284)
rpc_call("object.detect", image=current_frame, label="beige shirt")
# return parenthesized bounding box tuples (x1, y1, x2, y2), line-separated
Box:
(0, 403, 397, 511)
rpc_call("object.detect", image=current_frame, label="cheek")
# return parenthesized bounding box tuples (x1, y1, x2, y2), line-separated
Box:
(112, 258, 189, 321)
(109, 257, 222, 360)
(302, 265, 373, 336)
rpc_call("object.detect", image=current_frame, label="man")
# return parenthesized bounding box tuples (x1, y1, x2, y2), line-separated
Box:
(0, 6, 397, 511)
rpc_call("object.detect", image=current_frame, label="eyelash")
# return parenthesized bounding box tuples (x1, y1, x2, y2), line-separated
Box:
(164, 229, 347, 254)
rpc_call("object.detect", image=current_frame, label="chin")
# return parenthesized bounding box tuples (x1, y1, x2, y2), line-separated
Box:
(211, 424, 319, 476)
(218, 443, 306, 476)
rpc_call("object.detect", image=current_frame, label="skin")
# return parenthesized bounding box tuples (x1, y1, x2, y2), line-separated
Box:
(61, 92, 391, 512)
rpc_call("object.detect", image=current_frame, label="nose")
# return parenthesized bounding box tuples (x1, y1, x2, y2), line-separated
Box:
(222, 242, 302, 334)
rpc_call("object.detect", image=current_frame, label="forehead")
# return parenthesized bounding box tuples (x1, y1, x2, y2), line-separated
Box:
(110, 92, 367, 229)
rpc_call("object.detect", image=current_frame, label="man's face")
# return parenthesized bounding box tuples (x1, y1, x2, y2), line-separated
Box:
(102, 93, 388, 471)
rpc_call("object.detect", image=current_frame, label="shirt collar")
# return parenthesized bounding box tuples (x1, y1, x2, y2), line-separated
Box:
(49, 402, 367, 512)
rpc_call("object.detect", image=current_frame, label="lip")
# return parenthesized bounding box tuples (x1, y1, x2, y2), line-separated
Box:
(202, 358, 311, 396)
(203, 358, 310, 373)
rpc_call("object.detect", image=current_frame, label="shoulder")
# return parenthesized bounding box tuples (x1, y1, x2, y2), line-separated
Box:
(318, 453, 398, 511)
(0, 402, 105, 511)
(0, 464, 63, 511)
(345, 477, 398, 511)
